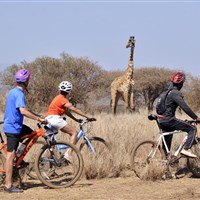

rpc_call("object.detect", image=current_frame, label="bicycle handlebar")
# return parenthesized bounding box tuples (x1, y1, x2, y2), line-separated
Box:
(185, 119, 200, 124)
(79, 118, 96, 126)
(148, 114, 200, 125)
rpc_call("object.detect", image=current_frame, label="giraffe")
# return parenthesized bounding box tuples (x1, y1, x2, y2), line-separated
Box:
(111, 36, 135, 115)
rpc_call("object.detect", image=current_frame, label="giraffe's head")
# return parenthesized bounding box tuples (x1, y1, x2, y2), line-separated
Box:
(126, 36, 135, 48)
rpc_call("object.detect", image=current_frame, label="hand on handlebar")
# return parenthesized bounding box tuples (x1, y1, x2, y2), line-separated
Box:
(39, 118, 47, 124)
(196, 117, 200, 123)
(76, 119, 83, 123)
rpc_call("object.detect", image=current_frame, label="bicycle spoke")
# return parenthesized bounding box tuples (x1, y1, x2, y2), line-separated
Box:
(25, 140, 45, 180)
(35, 141, 83, 189)
(131, 140, 166, 180)
(80, 137, 112, 179)
(187, 144, 200, 178)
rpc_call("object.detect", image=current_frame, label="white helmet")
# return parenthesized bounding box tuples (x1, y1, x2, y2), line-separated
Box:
(58, 81, 73, 94)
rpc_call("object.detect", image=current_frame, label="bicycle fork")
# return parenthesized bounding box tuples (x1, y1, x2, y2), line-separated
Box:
(44, 138, 62, 167)
(84, 136, 96, 156)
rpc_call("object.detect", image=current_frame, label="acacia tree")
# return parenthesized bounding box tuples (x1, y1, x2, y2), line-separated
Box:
(0, 53, 106, 111)
(184, 75, 200, 112)
(134, 67, 176, 111)
(60, 53, 106, 107)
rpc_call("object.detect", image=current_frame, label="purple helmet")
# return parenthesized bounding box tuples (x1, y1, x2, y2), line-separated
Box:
(14, 69, 31, 83)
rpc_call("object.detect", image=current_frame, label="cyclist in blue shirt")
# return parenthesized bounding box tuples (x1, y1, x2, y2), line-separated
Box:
(3, 69, 46, 193)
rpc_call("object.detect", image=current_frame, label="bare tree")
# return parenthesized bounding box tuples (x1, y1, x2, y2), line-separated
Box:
(134, 67, 176, 111)
(0, 54, 106, 111)
(184, 75, 200, 112)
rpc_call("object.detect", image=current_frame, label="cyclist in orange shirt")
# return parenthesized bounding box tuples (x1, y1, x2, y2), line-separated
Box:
(45, 81, 96, 158)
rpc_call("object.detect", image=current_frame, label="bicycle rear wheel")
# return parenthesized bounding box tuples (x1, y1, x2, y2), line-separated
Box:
(25, 140, 45, 180)
(131, 140, 166, 180)
(35, 140, 84, 189)
(187, 143, 200, 178)
(80, 136, 112, 179)
(0, 153, 6, 185)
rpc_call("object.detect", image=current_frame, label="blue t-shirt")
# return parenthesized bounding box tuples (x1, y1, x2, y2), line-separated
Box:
(3, 87, 26, 134)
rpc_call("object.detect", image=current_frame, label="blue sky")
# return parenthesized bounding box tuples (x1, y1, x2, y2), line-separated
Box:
(0, 1, 200, 77)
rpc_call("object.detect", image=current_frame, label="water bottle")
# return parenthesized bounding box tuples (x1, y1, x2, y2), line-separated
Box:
(16, 143, 26, 157)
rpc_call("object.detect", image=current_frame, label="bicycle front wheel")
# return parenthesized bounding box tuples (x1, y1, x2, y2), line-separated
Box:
(131, 140, 166, 180)
(35, 140, 84, 189)
(80, 136, 112, 179)
(187, 143, 200, 178)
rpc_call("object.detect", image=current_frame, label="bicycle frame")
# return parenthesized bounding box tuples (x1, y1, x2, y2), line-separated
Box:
(77, 121, 96, 155)
(151, 130, 187, 159)
(0, 132, 7, 173)
(16, 125, 45, 167)
(45, 120, 97, 155)
(0, 133, 7, 156)
(0, 123, 45, 172)
(148, 114, 197, 159)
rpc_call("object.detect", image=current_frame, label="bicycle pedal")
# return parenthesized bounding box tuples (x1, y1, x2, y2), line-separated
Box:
(63, 158, 71, 165)
(17, 161, 29, 169)
(169, 156, 179, 167)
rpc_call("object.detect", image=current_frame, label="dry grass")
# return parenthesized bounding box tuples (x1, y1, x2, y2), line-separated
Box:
(0, 110, 199, 181)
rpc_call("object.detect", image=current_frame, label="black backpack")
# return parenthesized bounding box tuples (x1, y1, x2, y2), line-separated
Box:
(156, 89, 172, 115)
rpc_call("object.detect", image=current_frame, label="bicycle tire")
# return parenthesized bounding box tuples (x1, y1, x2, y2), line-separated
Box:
(35, 140, 84, 189)
(131, 140, 166, 180)
(187, 143, 200, 178)
(80, 136, 112, 179)
(25, 140, 46, 180)
(0, 152, 6, 185)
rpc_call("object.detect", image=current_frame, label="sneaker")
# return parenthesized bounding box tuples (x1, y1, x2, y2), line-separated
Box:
(180, 149, 197, 158)
(4, 185, 24, 193)
(17, 160, 29, 169)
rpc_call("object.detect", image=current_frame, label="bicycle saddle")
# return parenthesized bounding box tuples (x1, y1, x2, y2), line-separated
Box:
(148, 114, 158, 121)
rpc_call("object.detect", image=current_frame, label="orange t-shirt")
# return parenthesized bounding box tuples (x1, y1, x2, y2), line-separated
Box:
(45, 94, 69, 116)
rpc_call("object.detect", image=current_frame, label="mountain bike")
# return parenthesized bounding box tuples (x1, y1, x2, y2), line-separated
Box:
(131, 114, 200, 180)
(28, 118, 112, 180)
(0, 122, 84, 189)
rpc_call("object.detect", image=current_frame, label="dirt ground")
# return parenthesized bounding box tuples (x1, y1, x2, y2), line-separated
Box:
(1, 173, 200, 200)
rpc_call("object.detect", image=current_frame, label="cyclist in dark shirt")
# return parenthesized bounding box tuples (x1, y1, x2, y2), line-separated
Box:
(158, 72, 200, 158)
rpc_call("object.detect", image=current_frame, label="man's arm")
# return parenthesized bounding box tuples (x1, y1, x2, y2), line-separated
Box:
(173, 91, 198, 119)
(65, 109, 81, 122)
(64, 102, 91, 119)
(19, 107, 46, 123)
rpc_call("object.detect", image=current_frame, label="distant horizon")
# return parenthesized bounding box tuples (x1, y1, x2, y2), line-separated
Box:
(0, 54, 197, 77)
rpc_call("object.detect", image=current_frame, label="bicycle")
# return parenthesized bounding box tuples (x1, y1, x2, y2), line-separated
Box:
(131, 114, 200, 180)
(0, 121, 84, 189)
(28, 118, 112, 180)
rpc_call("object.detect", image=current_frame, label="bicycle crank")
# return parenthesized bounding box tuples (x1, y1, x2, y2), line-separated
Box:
(169, 155, 180, 167)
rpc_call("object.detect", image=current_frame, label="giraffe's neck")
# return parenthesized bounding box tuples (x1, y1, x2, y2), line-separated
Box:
(127, 45, 134, 71)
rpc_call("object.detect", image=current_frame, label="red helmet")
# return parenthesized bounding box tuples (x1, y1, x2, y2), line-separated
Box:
(171, 72, 186, 84)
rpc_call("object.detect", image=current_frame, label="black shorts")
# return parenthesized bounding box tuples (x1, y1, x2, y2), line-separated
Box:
(5, 124, 33, 152)
(5, 133, 21, 152)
